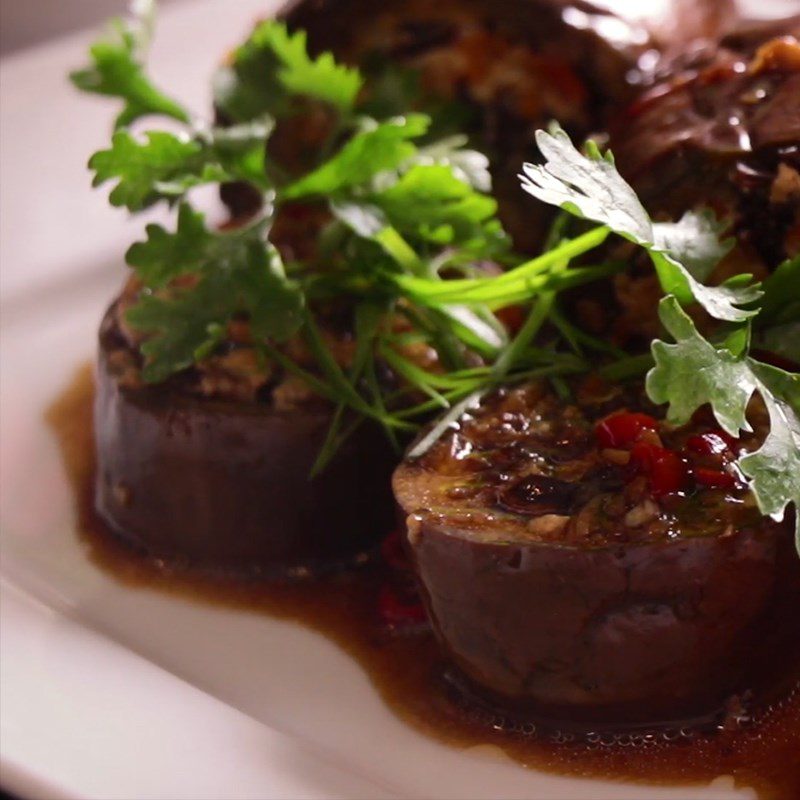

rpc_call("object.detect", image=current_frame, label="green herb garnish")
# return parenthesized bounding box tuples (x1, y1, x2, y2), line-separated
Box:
(69, 0, 188, 129)
(72, 2, 798, 545)
(516, 127, 799, 542)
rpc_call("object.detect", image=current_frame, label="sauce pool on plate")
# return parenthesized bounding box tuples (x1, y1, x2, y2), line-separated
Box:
(47, 365, 800, 800)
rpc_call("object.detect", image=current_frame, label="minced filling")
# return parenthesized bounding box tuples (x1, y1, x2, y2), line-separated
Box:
(397, 378, 768, 546)
(103, 279, 340, 408)
(102, 277, 443, 409)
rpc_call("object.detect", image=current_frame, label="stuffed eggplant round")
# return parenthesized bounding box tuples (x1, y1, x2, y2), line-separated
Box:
(95, 301, 396, 577)
(609, 31, 800, 271)
(225, 0, 659, 251)
(393, 379, 800, 727)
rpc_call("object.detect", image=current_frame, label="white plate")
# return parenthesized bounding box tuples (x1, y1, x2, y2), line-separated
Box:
(0, 2, 771, 798)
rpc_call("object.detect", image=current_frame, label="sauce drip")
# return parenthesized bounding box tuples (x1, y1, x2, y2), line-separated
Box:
(47, 365, 800, 800)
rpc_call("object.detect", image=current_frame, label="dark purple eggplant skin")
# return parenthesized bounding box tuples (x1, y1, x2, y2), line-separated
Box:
(94, 332, 396, 578)
(399, 513, 800, 726)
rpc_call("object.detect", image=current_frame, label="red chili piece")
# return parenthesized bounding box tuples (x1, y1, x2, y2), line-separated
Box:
(630, 442, 689, 497)
(380, 529, 409, 571)
(686, 430, 738, 455)
(692, 467, 739, 489)
(378, 584, 426, 627)
(495, 304, 527, 335)
(595, 412, 659, 448)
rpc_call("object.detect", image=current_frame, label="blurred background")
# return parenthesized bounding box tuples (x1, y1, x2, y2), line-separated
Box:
(3, 0, 798, 55)
(0, 0, 182, 54)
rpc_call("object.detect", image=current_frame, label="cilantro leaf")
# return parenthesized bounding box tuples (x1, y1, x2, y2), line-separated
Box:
(754, 323, 800, 364)
(125, 203, 213, 286)
(89, 120, 271, 211)
(375, 164, 498, 246)
(282, 114, 430, 199)
(739, 394, 800, 527)
(647, 296, 800, 528)
(519, 125, 761, 322)
(740, 360, 800, 541)
(647, 297, 757, 435)
(126, 275, 235, 383)
(255, 23, 363, 113)
(213, 20, 362, 121)
(748, 258, 800, 363)
(90, 130, 203, 210)
(412, 136, 492, 192)
(69, 0, 188, 129)
(127, 230, 303, 381)
(235, 242, 305, 342)
(164, 119, 273, 193)
(755, 256, 800, 330)
(327, 142, 506, 261)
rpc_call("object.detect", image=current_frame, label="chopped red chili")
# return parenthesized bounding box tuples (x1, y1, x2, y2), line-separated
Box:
(378, 584, 427, 627)
(692, 466, 739, 489)
(630, 441, 689, 497)
(686, 430, 738, 455)
(380, 529, 409, 571)
(595, 412, 659, 449)
(495, 304, 527, 335)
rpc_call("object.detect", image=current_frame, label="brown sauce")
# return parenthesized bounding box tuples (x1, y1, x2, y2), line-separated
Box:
(47, 365, 800, 800)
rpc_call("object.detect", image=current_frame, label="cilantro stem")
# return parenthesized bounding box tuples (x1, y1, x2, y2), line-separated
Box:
(258, 342, 340, 403)
(391, 226, 610, 303)
(549, 304, 628, 357)
(302, 313, 415, 430)
(493, 292, 555, 378)
(600, 353, 655, 381)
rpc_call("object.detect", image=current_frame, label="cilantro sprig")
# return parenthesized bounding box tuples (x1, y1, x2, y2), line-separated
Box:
(648, 298, 799, 543)
(519, 125, 762, 322)
(213, 19, 363, 122)
(69, 0, 189, 129)
(516, 127, 799, 545)
(88, 122, 271, 210)
(72, 3, 603, 463)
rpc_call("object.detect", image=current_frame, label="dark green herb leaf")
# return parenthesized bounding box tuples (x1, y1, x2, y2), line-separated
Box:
(89, 120, 272, 211)
(648, 296, 800, 529)
(235, 242, 305, 342)
(126, 207, 303, 378)
(375, 164, 498, 245)
(90, 130, 204, 210)
(412, 136, 492, 192)
(126, 202, 212, 286)
(69, 0, 189, 129)
(214, 20, 362, 121)
(647, 298, 756, 434)
(282, 114, 430, 199)
(257, 23, 363, 113)
(126, 275, 236, 383)
(753, 323, 800, 364)
(756, 257, 800, 328)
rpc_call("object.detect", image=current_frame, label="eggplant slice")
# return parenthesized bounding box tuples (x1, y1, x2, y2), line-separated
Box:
(609, 30, 800, 271)
(95, 304, 396, 578)
(225, 0, 659, 251)
(393, 380, 800, 727)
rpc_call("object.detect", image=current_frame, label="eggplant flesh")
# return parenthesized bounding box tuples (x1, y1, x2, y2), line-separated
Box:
(393, 382, 800, 726)
(95, 307, 396, 577)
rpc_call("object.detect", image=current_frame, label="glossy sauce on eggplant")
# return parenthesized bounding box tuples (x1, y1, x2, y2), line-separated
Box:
(48, 366, 800, 800)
